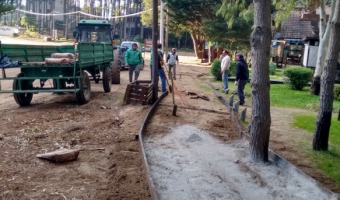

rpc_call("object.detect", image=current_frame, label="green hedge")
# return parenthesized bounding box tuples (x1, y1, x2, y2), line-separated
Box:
(211, 59, 222, 81)
(335, 85, 340, 101)
(269, 62, 276, 75)
(229, 61, 236, 76)
(211, 59, 237, 81)
(283, 66, 313, 90)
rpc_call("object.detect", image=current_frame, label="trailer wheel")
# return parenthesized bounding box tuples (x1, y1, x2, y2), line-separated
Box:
(76, 72, 91, 104)
(111, 62, 120, 84)
(13, 73, 33, 106)
(102, 66, 111, 92)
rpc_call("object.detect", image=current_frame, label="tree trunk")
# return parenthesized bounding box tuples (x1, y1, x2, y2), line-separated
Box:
(208, 43, 212, 63)
(249, 0, 272, 162)
(165, 9, 169, 57)
(311, 0, 336, 95)
(313, 0, 340, 151)
(191, 33, 204, 59)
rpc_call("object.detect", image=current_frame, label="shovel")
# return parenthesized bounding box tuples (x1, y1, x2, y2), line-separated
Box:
(164, 73, 172, 92)
(170, 71, 177, 116)
(163, 64, 172, 92)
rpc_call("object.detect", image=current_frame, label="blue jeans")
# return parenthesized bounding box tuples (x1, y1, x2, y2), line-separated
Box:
(237, 79, 247, 104)
(222, 70, 229, 91)
(158, 68, 167, 92)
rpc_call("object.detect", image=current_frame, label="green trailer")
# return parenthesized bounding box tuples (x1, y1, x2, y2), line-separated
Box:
(0, 20, 120, 106)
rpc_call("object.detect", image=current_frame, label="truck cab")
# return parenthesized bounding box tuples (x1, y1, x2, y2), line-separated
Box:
(73, 20, 114, 44)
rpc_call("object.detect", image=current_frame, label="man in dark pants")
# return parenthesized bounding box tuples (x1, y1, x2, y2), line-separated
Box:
(235, 52, 249, 105)
(125, 43, 143, 82)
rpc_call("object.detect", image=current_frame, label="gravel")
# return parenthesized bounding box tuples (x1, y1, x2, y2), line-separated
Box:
(144, 125, 336, 200)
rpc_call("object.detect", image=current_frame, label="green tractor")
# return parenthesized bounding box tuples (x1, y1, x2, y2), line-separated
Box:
(0, 20, 120, 106)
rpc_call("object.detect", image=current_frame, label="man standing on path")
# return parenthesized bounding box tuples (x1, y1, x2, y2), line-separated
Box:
(235, 52, 249, 105)
(220, 50, 231, 93)
(150, 44, 167, 92)
(166, 48, 179, 80)
(150, 44, 164, 80)
(125, 43, 143, 82)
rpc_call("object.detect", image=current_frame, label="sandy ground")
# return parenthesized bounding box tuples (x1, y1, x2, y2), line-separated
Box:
(145, 125, 334, 200)
(0, 47, 152, 199)
(0, 38, 339, 199)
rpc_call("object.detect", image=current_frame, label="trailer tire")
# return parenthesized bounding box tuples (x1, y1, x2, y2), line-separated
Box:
(102, 66, 111, 92)
(111, 62, 120, 84)
(13, 73, 33, 106)
(76, 72, 91, 104)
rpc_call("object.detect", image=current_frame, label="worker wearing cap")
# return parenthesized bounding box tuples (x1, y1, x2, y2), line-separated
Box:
(166, 48, 179, 80)
(235, 52, 249, 105)
(125, 43, 143, 82)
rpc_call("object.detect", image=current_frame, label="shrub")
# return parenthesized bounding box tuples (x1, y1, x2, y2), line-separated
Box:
(335, 85, 340, 101)
(269, 62, 276, 75)
(211, 59, 222, 81)
(229, 61, 237, 76)
(12, 33, 19, 37)
(283, 66, 313, 90)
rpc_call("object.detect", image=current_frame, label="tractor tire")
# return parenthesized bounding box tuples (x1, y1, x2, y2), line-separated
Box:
(76, 72, 91, 104)
(111, 62, 120, 84)
(13, 73, 33, 106)
(102, 66, 111, 92)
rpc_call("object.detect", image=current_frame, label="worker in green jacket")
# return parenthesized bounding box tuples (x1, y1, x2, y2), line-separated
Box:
(125, 43, 143, 82)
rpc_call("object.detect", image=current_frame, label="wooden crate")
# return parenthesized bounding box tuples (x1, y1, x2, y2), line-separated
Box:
(124, 80, 153, 105)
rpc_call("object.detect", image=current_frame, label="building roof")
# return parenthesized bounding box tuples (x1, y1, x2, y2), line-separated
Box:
(279, 10, 317, 39)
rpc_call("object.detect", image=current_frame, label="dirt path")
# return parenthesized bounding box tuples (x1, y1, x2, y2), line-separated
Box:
(0, 64, 152, 199)
(0, 46, 339, 198)
(0, 50, 215, 199)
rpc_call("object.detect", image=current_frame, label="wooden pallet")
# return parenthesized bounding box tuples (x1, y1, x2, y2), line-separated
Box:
(124, 80, 153, 105)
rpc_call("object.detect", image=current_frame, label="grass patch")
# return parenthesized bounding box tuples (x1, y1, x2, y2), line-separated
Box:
(293, 115, 340, 184)
(270, 68, 284, 80)
(270, 84, 340, 110)
(210, 80, 252, 98)
(248, 68, 284, 80)
(208, 76, 340, 110)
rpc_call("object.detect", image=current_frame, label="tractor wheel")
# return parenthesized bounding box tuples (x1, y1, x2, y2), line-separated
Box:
(102, 66, 111, 92)
(76, 72, 91, 104)
(13, 73, 33, 106)
(111, 62, 120, 84)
